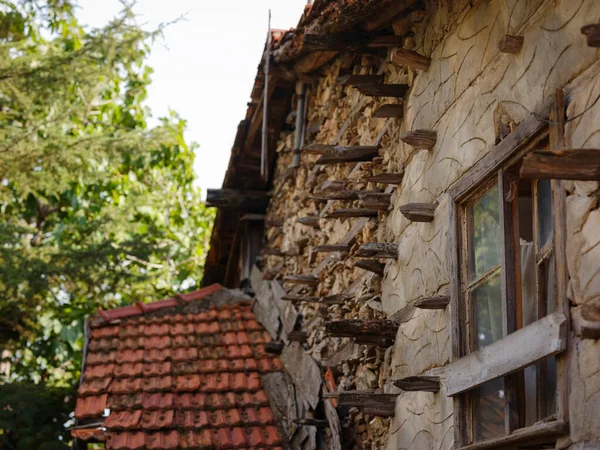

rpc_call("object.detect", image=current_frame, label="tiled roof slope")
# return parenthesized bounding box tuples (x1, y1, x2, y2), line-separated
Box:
(73, 284, 284, 449)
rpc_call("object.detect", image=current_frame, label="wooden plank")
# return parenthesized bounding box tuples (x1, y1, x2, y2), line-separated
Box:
(338, 74, 384, 86)
(354, 259, 385, 276)
(310, 190, 361, 201)
(302, 33, 370, 52)
(326, 319, 398, 340)
(298, 216, 320, 228)
(294, 418, 329, 428)
(367, 172, 404, 184)
(288, 330, 308, 343)
(414, 296, 450, 310)
(265, 217, 284, 227)
(444, 312, 567, 396)
(390, 48, 431, 70)
(280, 343, 322, 409)
(263, 248, 285, 257)
(399, 202, 438, 222)
(363, 397, 397, 416)
(367, 35, 406, 47)
(458, 421, 568, 450)
(316, 145, 380, 165)
(314, 244, 351, 253)
(393, 376, 440, 392)
(400, 130, 437, 150)
(359, 192, 391, 210)
(582, 24, 600, 47)
(373, 104, 404, 118)
(519, 149, 600, 180)
(323, 390, 398, 408)
(283, 275, 319, 287)
(498, 34, 524, 53)
(320, 180, 346, 192)
(302, 143, 332, 155)
(206, 189, 270, 209)
(281, 294, 348, 305)
(356, 83, 409, 98)
(240, 213, 266, 221)
(264, 341, 284, 354)
(325, 208, 379, 219)
(354, 242, 398, 259)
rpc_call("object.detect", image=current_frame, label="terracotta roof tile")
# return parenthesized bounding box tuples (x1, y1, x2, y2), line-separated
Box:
(71, 427, 106, 442)
(141, 376, 173, 392)
(104, 410, 142, 430)
(142, 393, 174, 410)
(106, 431, 145, 450)
(143, 335, 170, 350)
(179, 429, 213, 448)
(84, 363, 114, 379)
(74, 394, 107, 419)
(144, 430, 179, 449)
(91, 325, 119, 339)
(142, 361, 171, 377)
(177, 410, 210, 429)
(115, 349, 144, 364)
(78, 377, 112, 396)
(175, 374, 201, 392)
(137, 298, 178, 313)
(113, 363, 143, 378)
(108, 393, 143, 411)
(172, 347, 198, 362)
(119, 324, 144, 338)
(175, 393, 207, 410)
(140, 409, 175, 430)
(110, 377, 143, 394)
(143, 348, 170, 362)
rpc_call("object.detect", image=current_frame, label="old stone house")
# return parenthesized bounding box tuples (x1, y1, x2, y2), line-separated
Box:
(203, 0, 600, 449)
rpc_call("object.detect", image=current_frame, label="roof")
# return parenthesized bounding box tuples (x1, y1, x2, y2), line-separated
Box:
(73, 284, 284, 449)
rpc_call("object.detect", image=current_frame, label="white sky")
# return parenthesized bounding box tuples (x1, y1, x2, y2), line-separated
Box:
(76, 0, 307, 196)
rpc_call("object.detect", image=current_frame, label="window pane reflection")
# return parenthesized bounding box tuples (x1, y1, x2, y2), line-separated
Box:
(470, 184, 501, 279)
(537, 179, 553, 248)
(473, 378, 505, 442)
(472, 271, 503, 350)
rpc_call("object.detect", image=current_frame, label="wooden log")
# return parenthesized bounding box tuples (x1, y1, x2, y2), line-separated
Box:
(498, 35, 524, 53)
(519, 149, 600, 180)
(298, 216, 320, 228)
(356, 83, 409, 98)
(399, 202, 438, 222)
(281, 294, 348, 305)
(414, 296, 450, 310)
(316, 145, 381, 165)
(393, 376, 440, 392)
(581, 24, 600, 47)
(373, 104, 404, 118)
(367, 172, 404, 185)
(314, 244, 351, 253)
(400, 130, 437, 150)
(323, 390, 398, 409)
(390, 48, 431, 70)
(283, 275, 319, 286)
(302, 143, 332, 155)
(302, 33, 370, 52)
(367, 35, 407, 48)
(309, 190, 361, 201)
(338, 74, 384, 86)
(263, 248, 285, 257)
(326, 319, 398, 340)
(264, 341, 284, 355)
(206, 189, 270, 209)
(358, 192, 391, 210)
(363, 397, 396, 417)
(320, 180, 346, 192)
(354, 260, 385, 276)
(288, 330, 308, 343)
(293, 418, 329, 428)
(325, 208, 379, 219)
(354, 242, 399, 259)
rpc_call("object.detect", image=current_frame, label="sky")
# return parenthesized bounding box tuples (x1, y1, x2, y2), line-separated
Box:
(76, 0, 308, 197)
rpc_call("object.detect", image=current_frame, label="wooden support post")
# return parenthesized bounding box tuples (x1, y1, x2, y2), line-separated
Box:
(373, 104, 404, 118)
(298, 216, 320, 228)
(288, 330, 308, 343)
(302, 143, 332, 155)
(206, 189, 270, 209)
(283, 275, 319, 286)
(294, 418, 329, 428)
(316, 145, 381, 165)
(359, 192, 392, 210)
(498, 35, 524, 53)
(399, 202, 438, 222)
(390, 48, 431, 70)
(356, 83, 409, 98)
(519, 149, 600, 180)
(354, 242, 399, 259)
(354, 260, 385, 276)
(326, 319, 398, 340)
(325, 208, 379, 219)
(320, 180, 346, 192)
(264, 341, 285, 355)
(581, 24, 600, 47)
(400, 130, 437, 150)
(367, 172, 404, 185)
(338, 74, 384, 86)
(393, 376, 440, 392)
(414, 296, 450, 310)
(314, 244, 351, 253)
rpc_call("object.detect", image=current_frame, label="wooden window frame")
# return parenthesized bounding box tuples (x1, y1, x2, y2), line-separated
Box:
(448, 92, 571, 449)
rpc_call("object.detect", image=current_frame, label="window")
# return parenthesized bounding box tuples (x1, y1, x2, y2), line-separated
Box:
(447, 112, 569, 450)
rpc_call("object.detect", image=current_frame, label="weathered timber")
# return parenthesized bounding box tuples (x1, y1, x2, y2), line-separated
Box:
(282, 295, 320, 304)
(264, 341, 284, 355)
(354, 260, 385, 276)
(302, 143, 332, 155)
(240, 213, 265, 221)
(367, 172, 404, 184)
(309, 190, 361, 201)
(326, 319, 398, 340)
(288, 330, 308, 343)
(393, 376, 440, 392)
(400, 130, 437, 150)
(206, 189, 270, 209)
(445, 312, 567, 396)
(373, 104, 404, 118)
(323, 390, 398, 409)
(281, 294, 347, 305)
(298, 216, 320, 228)
(359, 192, 392, 210)
(519, 149, 600, 180)
(263, 248, 285, 257)
(294, 418, 329, 428)
(314, 244, 351, 253)
(338, 74, 384, 86)
(302, 33, 371, 52)
(390, 48, 431, 70)
(320, 180, 346, 192)
(399, 202, 438, 222)
(414, 296, 450, 310)
(283, 275, 319, 287)
(367, 35, 406, 48)
(316, 145, 380, 165)
(354, 242, 399, 259)
(459, 421, 568, 450)
(498, 34, 524, 53)
(356, 83, 409, 98)
(363, 397, 396, 416)
(582, 24, 600, 47)
(325, 208, 379, 219)
(265, 217, 284, 227)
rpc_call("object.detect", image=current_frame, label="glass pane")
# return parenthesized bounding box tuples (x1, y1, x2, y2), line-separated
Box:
(472, 271, 503, 350)
(470, 184, 502, 279)
(541, 255, 556, 316)
(537, 179, 553, 248)
(520, 239, 537, 327)
(523, 356, 557, 427)
(473, 378, 505, 442)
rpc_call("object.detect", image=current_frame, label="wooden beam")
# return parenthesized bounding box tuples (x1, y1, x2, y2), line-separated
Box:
(262, 248, 286, 257)
(320, 180, 346, 192)
(310, 191, 361, 201)
(316, 145, 381, 165)
(373, 104, 403, 118)
(288, 330, 308, 343)
(363, 397, 396, 417)
(283, 275, 319, 287)
(359, 192, 391, 210)
(206, 189, 270, 209)
(399, 202, 438, 222)
(414, 296, 450, 310)
(326, 319, 398, 340)
(393, 376, 440, 392)
(302, 33, 370, 52)
(354, 242, 398, 259)
(323, 390, 398, 411)
(445, 312, 567, 396)
(302, 143, 332, 155)
(314, 244, 351, 253)
(519, 149, 600, 180)
(390, 48, 431, 70)
(325, 208, 379, 219)
(581, 24, 600, 47)
(265, 217, 284, 227)
(498, 34, 524, 53)
(293, 418, 329, 428)
(298, 216, 320, 228)
(338, 74, 384, 86)
(400, 130, 437, 150)
(354, 259, 385, 276)
(264, 341, 284, 355)
(367, 172, 404, 184)
(367, 35, 406, 48)
(240, 213, 266, 221)
(356, 83, 409, 98)
(458, 421, 568, 450)
(281, 294, 347, 305)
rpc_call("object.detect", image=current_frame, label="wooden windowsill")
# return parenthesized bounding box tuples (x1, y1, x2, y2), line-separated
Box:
(457, 421, 568, 450)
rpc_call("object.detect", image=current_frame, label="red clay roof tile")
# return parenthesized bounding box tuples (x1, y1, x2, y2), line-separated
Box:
(106, 431, 145, 450)
(84, 363, 114, 379)
(91, 325, 119, 339)
(108, 393, 143, 411)
(175, 374, 201, 392)
(144, 430, 179, 449)
(141, 376, 172, 392)
(179, 429, 212, 448)
(78, 377, 112, 396)
(171, 347, 198, 362)
(109, 377, 142, 394)
(113, 363, 143, 378)
(175, 393, 207, 410)
(137, 298, 178, 313)
(142, 361, 171, 377)
(104, 410, 142, 430)
(71, 427, 106, 442)
(141, 392, 174, 410)
(115, 349, 144, 364)
(140, 409, 175, 430)
(74, 394, 107, 419)
(177, 410, 210, 429)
